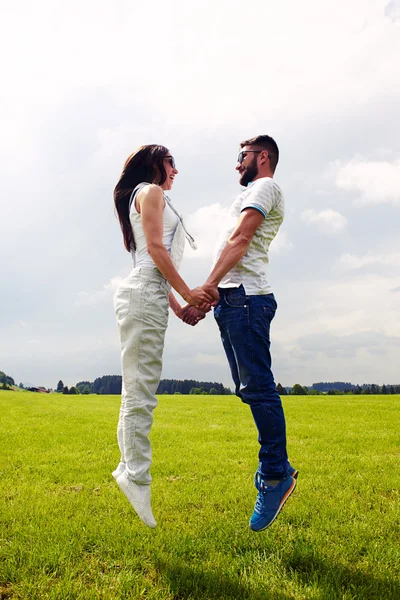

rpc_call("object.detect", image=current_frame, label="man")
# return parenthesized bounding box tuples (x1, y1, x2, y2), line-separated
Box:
(184, 135, 297, 531)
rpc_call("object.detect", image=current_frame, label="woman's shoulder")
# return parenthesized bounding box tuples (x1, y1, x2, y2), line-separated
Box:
(137, 183, 163, 198)
(135, 184, 165, 212)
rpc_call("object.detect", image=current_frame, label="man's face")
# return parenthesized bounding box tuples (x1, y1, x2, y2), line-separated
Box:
(236, 146, 259, 186)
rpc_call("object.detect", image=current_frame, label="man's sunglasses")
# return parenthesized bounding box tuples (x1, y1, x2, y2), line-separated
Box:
(237, 150, 263, 164)
(164, 156, 176, 169)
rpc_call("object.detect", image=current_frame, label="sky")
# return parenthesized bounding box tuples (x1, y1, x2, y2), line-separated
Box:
(1, 0, 400, 389)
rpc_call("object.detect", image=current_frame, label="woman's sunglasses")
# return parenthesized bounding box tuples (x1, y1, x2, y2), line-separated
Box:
(164, 156, 176, 169)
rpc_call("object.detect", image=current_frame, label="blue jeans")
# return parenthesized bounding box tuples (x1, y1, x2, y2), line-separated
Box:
(214, 285, 288, 480)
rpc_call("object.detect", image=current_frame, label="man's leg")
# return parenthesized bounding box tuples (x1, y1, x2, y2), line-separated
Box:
(215, 287, 296, 530)
(216, 289, 287, 479)
(216, 322, 241, 398)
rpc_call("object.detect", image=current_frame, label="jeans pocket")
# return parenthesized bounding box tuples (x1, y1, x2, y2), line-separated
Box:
(114, 287, 131, 320)
(144, 279, 167, 306)
(263, 305, 276, 321)
(224, 285, 247, 307)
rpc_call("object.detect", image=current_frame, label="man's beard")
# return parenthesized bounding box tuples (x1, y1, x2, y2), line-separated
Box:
(239, 157, 258, 186)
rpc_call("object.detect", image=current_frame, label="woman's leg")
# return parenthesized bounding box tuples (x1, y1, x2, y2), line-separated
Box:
(114, 274, 169, 526)
(115, 275, 169, 483)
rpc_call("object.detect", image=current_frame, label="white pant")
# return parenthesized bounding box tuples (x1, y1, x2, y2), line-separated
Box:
(114, 267, 170, 485)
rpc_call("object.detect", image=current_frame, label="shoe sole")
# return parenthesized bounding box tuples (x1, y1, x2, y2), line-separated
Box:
(250, 476, 297, 532)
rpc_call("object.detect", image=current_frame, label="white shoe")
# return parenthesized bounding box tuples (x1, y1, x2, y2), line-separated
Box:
(116, 473, 157, 528)
(112, 463, 126, 480)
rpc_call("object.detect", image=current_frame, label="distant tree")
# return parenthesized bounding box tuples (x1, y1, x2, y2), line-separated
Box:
(1, 382, 11, 390)
(174, 391, 182, 395)
(312, 381, 355, 393)
(209, 388, 218, 395)
(276, 383, 286, 396)
(19, 382, 25, 389)
(62, 386, 69, 395)
(156, 378, 229, 395)
(382, 384, 387, 394)
(292, 384, 307, 395)
(57, 380, 64, 393)
(69, 386, 79, 395)
(0, 371, 15, 386)
(82, 387, 90, 394)
(76, 381, 93, 393)
(190, 387, 204, 395)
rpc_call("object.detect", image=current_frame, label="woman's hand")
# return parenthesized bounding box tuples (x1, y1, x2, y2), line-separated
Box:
(181, 306, 207, 326)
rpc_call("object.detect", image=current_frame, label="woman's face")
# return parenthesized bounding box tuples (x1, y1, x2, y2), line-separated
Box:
(160, 153, 178, 191)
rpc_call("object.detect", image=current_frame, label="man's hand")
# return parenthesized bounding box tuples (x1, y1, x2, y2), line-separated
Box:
(181, 306, 207, 326)
(201, 282, 220, 304)
(185, 286, 215, 308)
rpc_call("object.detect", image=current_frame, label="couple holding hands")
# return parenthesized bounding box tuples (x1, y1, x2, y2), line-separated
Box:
(112, 135, 297, 532)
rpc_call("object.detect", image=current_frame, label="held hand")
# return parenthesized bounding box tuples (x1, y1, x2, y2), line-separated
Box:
(186, 286, 215, 307)
(181, 306, 207, 326)
(201, 282, 220, 304)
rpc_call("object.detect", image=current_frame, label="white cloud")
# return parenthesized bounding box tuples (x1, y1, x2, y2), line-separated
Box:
(335, 158, 400, 204)
(76, 276, 124, 307)
(269, 230, 293, 254)
(301, 209, 348, 233)
(285, 274, 400, 339)
(339, 252, 400, 269)
(385, 0, 400, 22)
(184, 204, 233, 260)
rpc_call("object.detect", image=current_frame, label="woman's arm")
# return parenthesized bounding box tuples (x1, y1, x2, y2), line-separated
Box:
(139, 185, 212, 307)
(168, 292, 183, 319)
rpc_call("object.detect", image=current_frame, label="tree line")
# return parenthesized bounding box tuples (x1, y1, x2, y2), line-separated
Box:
(56, 376, 232, 396)
(2, 368, 400, 397)
(277, 382, 400, 395)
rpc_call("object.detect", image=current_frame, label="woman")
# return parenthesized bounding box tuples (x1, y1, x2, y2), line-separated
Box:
(113, 145, 212, 528)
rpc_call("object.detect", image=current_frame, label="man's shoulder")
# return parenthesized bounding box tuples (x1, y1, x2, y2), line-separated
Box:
(251, 177, 283, 195)
(239, 178, 284, 212)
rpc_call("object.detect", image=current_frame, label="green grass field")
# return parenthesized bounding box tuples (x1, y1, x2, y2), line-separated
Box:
(1, 391, 399, 599)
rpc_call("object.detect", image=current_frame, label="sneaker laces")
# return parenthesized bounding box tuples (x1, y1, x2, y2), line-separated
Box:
(254, 473, 270, 511)
(255, 472, 270, 491)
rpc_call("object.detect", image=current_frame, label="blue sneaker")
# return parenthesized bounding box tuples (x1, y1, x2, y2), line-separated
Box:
(249, 474, 297, 532)
(287, 463, 299, 479)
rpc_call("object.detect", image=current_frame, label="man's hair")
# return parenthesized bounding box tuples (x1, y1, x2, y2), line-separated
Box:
(240, 135, 279, 172)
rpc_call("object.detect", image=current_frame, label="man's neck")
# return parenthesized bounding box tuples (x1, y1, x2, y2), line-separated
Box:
(254, 168, 274, 181)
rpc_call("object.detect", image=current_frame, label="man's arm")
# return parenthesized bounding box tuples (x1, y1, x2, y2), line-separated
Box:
(140, 185, 213, 307)
(203, 208, 264, 295)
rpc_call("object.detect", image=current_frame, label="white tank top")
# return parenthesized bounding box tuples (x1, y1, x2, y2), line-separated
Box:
(129, 183, 179, 269)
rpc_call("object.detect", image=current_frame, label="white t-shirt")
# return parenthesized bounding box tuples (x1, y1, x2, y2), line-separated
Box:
(211, 177, 284, 295)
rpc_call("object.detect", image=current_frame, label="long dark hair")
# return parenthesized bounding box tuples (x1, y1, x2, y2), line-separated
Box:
(114, 144, 169, 251)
